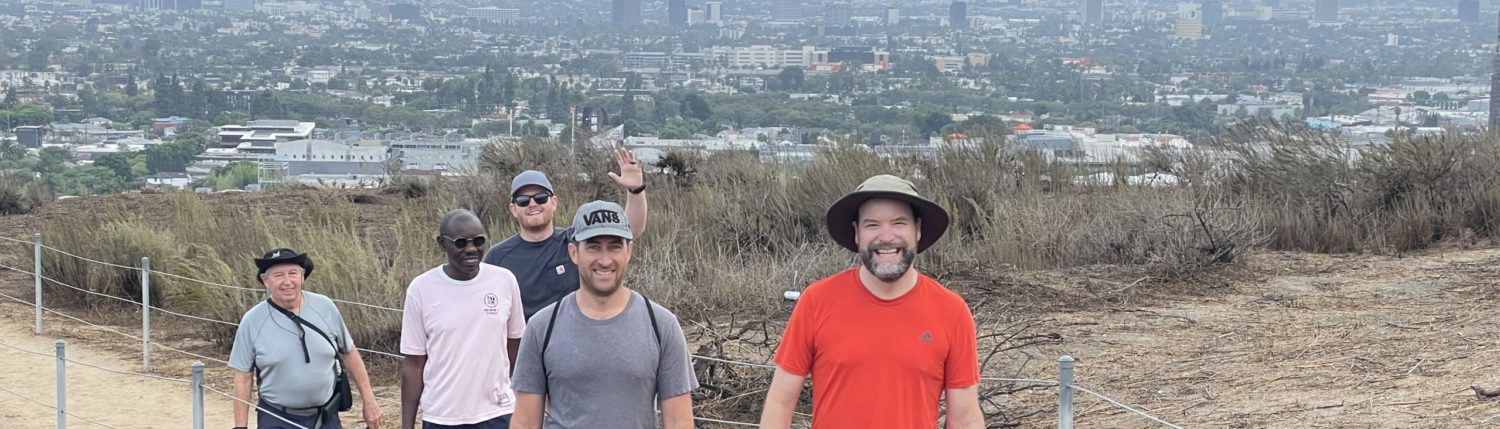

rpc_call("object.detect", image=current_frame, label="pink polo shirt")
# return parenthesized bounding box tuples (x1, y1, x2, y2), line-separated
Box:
(400, 264, 526, 425)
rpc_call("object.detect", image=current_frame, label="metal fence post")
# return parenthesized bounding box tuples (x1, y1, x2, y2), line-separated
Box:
(1059, 355, 1075, 429)
(34, 233, 42, 334)
(55, 340, 66, 429)
(191, 361, 204, 429)
(141, 257, 151, 373)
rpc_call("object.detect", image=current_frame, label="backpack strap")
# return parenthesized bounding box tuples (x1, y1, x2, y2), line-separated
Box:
(540, 292, 569, 394)
(640, 292, 661, 347)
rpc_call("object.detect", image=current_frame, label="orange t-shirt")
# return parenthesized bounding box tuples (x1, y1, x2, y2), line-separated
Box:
(774, 267, 981, 428)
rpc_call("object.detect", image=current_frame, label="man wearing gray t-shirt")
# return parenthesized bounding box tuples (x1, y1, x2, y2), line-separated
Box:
(510, 201, 698, 429)
(229, 248, 382, 429)
(483, 148, 648, 320)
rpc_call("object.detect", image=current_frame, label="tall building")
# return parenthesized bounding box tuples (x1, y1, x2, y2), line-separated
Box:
(389, 3, 421, 20)
(1491, 11, 1500, 129)
(468, 7, 521, 24)
(1313, 0, 1338, 22)
(1201, 0, 1222, 27)
(669, 0, 687, 27)
(706, 1, 722, 24)
(949, 1, 968, 28)
(1082, 0, 1103, 28)
(1460, 0, 1480, 23)
(222, 0, 253, 12)
(825, 2, 852, 26)
(612, 0, 641, 26)
(770, 0, 801, 22)
(885, 7, 900, 25)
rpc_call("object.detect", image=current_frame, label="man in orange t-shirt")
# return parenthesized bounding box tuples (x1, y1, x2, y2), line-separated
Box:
(759, 174, 985, 429)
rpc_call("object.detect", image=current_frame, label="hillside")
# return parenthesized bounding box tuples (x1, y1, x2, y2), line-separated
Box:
(0, 191, 1497, 427)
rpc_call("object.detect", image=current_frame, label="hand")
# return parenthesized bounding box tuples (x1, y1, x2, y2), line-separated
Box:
(363, 398, 382, 429)
(607, 147, 644, 191)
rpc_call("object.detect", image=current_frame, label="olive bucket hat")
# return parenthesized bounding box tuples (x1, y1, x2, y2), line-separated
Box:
(825, 174, 950, 254)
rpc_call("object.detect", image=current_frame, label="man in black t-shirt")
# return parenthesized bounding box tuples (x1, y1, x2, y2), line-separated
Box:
(483, 148, 649, 319)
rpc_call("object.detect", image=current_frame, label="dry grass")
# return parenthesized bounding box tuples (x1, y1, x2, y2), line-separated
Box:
(18, 128, 1500, 422)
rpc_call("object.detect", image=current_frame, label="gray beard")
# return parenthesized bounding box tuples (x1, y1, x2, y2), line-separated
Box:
(860, 247, 915, 281)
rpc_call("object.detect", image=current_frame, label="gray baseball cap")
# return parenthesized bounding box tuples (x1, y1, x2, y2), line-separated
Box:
(571, 200, 633, 242)
(510, 170, 554, 196)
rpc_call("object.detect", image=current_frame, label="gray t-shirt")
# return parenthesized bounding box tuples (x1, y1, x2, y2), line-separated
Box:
(228, 291, 353, 409)
(483, 227, 578, 320)
(512, 292, 698, 429)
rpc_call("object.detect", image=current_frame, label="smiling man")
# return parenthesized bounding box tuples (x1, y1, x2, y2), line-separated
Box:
(508, 201, 697, 429)
(483, 149, 648, 320)
(400, 210, 526, 429)
(229, 248, 381, 429)
(759, 175, 985, 429)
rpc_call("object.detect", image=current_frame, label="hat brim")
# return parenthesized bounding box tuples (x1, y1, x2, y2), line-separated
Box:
(254, 253, 314, 283)
(826, 191, 949, 254)
(572, 227, 634, 243)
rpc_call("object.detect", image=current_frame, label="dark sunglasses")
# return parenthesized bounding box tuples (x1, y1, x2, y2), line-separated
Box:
(442, 235, 487, 249)
(512, 192, 553, 207)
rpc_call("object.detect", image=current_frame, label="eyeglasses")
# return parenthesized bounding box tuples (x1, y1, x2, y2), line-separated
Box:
(442, 235, 487, 249)
(512, 191, 553, 207)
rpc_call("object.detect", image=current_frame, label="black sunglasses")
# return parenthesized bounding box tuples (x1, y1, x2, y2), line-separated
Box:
(442, 235, 487, 249)
(512, 191, 553, 207)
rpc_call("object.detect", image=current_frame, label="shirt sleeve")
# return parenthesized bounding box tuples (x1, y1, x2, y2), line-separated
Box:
(655, 308, 699, 399)
(319, 297, 354, 353)
(772, 294, 816, 377)
(506, 272, 526, 339)
(944, 300, 980, 389)
(510, 307, 549, 394)
(399, 285, 427, 356)
(228, 311, 256, 373)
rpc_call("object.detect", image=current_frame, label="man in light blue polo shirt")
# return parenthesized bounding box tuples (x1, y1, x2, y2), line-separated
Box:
(229, 248, 383, 429)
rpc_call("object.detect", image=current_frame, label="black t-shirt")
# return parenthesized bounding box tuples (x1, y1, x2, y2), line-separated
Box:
(483, 227, 579, 320)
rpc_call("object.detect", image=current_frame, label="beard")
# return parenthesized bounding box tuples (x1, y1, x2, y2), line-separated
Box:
(859, 242, 916, 282)
(579, 266, 624, 297)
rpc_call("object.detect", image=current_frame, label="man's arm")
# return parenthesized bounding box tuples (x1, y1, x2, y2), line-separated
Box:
(232, 371, 253, 427)
(400, 354, 427, 429)
(508, 338, 521, 376)
(757, 367, 807, 429)
(943, 385, 985, 429)
(607, 147, 648, 237)
(659, 392, 694, 429)
(341, 348, 382, 428)
(511, 392, 546, 429)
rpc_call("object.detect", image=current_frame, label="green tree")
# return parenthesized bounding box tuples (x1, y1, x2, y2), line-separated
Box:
(914, 110, 953, 137)
(681, 92, 713, 121)
(36, 146, 72, 174)
(93, 153, 135, 181)
(777, 67, 805, 91)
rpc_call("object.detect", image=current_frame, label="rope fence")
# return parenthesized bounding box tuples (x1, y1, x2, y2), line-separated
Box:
(0, 233, 1186, 428)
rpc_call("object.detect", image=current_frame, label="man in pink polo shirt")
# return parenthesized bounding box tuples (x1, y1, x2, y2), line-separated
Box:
(401, 209, 527, 429)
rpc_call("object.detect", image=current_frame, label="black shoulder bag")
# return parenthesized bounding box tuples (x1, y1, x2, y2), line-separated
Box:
(266, 299, 354, 413)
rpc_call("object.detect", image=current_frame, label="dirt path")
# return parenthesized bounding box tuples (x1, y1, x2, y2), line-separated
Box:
(0, 312, 239, 428)
(986, 247, 1500, 427)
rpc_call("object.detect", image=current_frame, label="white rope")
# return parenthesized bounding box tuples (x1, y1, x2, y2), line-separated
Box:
(38, 244, 144, 271)
(695, 415, 761, 427)
(0, 234, 33, 245)
(203, 384, 313, 429)
(0, 384, 124, 428)
(0, 288, 229, 365)
(149, 269, 266, 292)
(151, 306, 241, 328)
(980, 377, 1059, 385)
(326, 297, 403, 314)
(692, 354, 777, 369)
(1070, 384, 1185, 429)
(358, 347, 404, 360)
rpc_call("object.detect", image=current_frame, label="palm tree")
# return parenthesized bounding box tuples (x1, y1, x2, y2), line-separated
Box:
(0, 140, 25, 162)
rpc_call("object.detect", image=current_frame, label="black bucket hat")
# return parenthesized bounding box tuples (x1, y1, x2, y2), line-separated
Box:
(254, 248, 314, 283)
